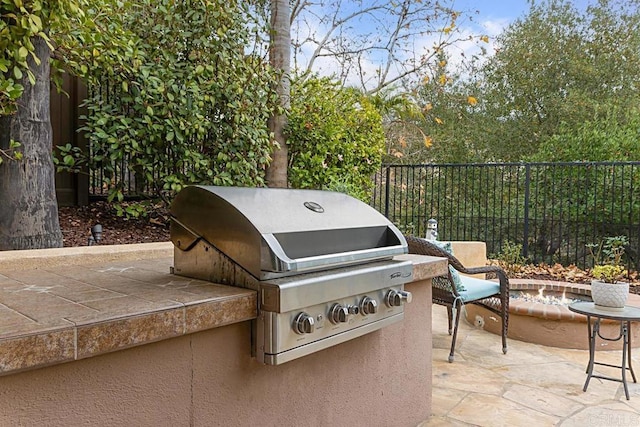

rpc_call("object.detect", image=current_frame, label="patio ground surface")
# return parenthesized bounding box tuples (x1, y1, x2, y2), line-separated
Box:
(421, 304, 640, 426)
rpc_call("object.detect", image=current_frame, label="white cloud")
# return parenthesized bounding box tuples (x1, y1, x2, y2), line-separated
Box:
(482, 18, 512, 37)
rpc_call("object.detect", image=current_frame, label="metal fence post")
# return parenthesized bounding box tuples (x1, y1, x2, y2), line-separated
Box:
(523, 164, 531, 259)
(384, 166, 390, 218)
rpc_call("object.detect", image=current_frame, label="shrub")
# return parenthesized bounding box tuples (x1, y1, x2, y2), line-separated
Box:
(57, 0, 277, 205)
(587, 235, 629, 282)
(586, 235, 628, 267)
(287, 76, 385, 201)
(494, 240, 527, 276)
(591, 264, 626, 283)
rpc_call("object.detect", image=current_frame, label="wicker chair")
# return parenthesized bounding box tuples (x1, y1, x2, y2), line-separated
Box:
(406, 235, 509, 362)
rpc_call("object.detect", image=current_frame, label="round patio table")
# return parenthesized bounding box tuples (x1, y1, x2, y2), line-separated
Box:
(568, 301, 640, 400)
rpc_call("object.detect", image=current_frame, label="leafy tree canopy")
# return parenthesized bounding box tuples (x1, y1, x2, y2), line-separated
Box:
(475, 0, 640, 161)
(388, 0, 640, 164)
(1, 0, 84, 165)
(382, 50, 483, 164)
(531, 107, 640, 161)
(1, 0, 83, 116)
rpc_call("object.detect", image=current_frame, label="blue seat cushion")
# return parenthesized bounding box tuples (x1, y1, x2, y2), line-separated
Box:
(430, 240, 465, 292)
(458, 276, 501, 302)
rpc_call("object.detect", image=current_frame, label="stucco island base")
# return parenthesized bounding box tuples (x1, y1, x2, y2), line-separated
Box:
(0, 245, 446, 427)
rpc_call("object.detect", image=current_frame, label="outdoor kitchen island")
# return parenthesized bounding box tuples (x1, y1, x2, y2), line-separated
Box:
(0, 242, 446, 426)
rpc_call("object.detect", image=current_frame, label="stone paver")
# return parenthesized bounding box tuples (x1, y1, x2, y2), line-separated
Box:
(448, 393, 559, 426)
(503, 384, 583, 417)
(430, 387, 468, 417)
(561, 405, 640, 427)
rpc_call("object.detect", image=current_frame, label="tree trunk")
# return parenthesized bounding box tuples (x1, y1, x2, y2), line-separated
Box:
(0, 37, 63, 250)
(266, 0, 291, 188)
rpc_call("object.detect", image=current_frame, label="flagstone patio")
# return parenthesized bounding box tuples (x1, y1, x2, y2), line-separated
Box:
(420, 304, 640, 426)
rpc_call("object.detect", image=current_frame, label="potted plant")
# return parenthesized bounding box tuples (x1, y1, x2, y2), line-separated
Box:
(587, 236, 629, 310)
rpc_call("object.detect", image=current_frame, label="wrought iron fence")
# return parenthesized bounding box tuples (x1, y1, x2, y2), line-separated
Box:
(372, 162, 640, 270)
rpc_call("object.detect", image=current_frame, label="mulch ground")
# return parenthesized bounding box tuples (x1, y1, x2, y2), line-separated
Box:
(58, 201, 169, 247)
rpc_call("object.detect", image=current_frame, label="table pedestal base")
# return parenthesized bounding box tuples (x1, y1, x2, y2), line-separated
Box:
(584, 317, 637, 400)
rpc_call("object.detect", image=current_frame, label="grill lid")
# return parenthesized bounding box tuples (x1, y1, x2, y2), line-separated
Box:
(170, 186, 407, 279)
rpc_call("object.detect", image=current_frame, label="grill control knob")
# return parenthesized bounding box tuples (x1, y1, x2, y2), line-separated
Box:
(360, 296, 378, 315)
(385, 289, 413, 307)
(293, 312, 315, 334)
(329, 304, 349, 324)
(347, 304, 359, 315)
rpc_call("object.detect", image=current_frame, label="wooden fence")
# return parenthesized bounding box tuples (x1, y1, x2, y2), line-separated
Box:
(52, 75, 88, 206)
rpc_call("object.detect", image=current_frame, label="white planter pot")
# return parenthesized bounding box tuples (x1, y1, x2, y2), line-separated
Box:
(590, 280, 629, 309)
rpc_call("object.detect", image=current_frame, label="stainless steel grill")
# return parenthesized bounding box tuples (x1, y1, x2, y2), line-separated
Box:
(170, 186, 413, 365)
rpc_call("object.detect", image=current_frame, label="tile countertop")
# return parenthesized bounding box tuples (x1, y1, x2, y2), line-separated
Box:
(0, 243, 446, 376)
(0, 243, 256, 376)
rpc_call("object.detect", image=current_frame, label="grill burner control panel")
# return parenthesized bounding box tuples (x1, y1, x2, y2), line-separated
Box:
(257, 284, 412, 365)
(294, 289, 412, 334)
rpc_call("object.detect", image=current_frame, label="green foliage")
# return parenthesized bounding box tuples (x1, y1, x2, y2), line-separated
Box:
(321, 176, 363, 199)
(287, 76, 385, 201)
(382, 50, 485, 164)
(591, 264, 626, 283)
(113, 201, 150, 219)
(590, 235, 629, 283)
(475, 0, 586, 160)
(377, 162, 640, 269)
(494, 240, 527, 276)
(412, 52, 484, 164)
(56, 0, 278, 203)
(53, 142, 84, 170)
(587, 235, 628, 267)
(522, 164, 640, 245)
(0, 0, 84, 115)
(530, 108, 640, 161)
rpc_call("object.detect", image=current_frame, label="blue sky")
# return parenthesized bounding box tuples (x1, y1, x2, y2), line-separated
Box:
(454, 0, 535, 23)
(452, 0, 595, 35)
